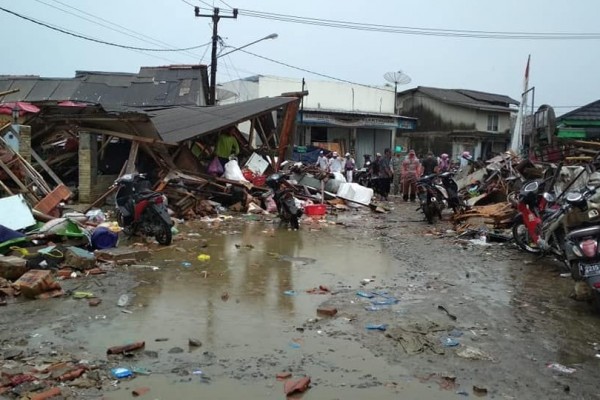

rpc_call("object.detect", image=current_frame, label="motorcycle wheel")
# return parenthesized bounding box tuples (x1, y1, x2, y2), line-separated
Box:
(423, 203, 438, 224)
(154, 218, 172, 245)
(512, 219, 541, 254)
(289, 214, 300, 230)
(115, 210, 133, 236)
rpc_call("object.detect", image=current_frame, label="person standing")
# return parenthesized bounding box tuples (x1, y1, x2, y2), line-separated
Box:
(439, 153, 450, 173)
(377, 148, 393, 201)
(421, 151, 438, 176)
(215, 128, 240, 168)
(391, 150, 403, 196)
(328, 151, 344, 174)
(402, 149, 421, 202)
(343, 152, 356, 183)
(316, 150, 328, 171)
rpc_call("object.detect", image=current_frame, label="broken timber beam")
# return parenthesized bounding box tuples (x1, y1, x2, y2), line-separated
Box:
(277, 99, 300, 170)
(81, 128, 177, 146)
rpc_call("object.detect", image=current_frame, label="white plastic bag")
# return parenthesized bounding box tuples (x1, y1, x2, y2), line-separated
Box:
(224, 159, 249, 182)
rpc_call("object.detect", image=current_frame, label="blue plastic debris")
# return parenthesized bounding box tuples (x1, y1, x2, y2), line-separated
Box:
(441, 337, 460, 347)
(356, 291, 375, 298)
(283, 290, 297, 296)
(365, 305, 389, 311)
(365, 324, 388, 331)
(371, 298, 399, 306)
(111, 367, 133, 379)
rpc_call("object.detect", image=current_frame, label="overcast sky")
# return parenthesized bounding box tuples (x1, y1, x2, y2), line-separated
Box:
(2, 0, 599, 115)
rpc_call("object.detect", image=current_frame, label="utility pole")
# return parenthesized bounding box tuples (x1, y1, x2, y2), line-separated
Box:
(195, 6, 238, 105)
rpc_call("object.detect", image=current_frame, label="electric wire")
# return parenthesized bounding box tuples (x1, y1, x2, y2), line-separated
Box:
(237, 49, 393, 93)
(0, 6, 213, 52)
(238, 9, 600, 40)
(46, 0, 205, 60)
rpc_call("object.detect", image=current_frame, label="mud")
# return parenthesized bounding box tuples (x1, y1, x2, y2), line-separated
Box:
(2, 201, 600, 399)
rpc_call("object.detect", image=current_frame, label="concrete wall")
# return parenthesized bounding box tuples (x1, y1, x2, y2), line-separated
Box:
(221, 76, 395, 115)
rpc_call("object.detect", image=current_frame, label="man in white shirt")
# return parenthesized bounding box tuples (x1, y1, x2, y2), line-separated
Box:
(328, 151, 344, 173)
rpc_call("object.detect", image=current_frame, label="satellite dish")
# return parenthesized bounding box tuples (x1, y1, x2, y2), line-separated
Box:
(384, 71, 411, 113)
(384, 71, 411, 86)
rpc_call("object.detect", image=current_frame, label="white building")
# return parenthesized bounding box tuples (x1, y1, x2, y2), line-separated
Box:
(220, 75, 416, 166)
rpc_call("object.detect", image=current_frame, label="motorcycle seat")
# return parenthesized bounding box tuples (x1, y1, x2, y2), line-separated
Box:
(136, 190, 160, 200)
(567, 225, 600, 240)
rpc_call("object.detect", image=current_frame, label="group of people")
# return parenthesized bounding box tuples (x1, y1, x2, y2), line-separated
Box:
(316, 148, 453, 202)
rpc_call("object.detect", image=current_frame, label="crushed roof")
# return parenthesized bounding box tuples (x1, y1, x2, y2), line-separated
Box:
(0, 65, 209, 107)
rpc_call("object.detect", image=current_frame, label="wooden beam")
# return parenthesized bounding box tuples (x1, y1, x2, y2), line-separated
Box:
(80, 127, 177, 146)
(0, 158, 39, 204)
(125, 141, 140, 174)
(31, 148, 65, 187)
(248, 119, 256, 150)
(277, 99, 300, 170)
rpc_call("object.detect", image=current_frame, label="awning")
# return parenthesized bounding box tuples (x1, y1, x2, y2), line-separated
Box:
(149, 97, 299, 143)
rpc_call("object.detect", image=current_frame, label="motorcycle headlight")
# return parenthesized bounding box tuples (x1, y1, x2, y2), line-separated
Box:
(572, 244, 583, 257)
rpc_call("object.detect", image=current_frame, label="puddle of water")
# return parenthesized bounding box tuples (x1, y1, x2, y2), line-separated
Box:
(70, 221, 458, 397)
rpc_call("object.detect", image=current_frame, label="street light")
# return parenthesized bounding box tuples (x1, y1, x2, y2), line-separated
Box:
(217, 33, 278, 59)
(209, 33, 278, 105)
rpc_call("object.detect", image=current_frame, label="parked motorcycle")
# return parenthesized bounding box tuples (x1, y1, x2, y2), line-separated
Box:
(354, 155, 374, 189)
(265, 173, 303, 230)
(114, 173, 173, 245)
(416, 172, 464, 224)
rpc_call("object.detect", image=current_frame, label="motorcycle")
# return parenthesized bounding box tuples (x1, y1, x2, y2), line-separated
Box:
(354, 155, 373, 188)
(265, 173, 303, 230)
(416, 172, 466, 224)
(114, 173, 173, 245)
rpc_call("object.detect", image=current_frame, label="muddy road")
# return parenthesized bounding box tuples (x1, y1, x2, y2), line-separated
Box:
(2, 200, 600, 399)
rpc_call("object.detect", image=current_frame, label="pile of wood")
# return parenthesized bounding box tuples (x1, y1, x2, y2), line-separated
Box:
(452, 202, 516, 232)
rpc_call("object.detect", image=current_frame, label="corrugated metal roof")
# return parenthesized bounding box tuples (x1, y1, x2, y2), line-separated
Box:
(404, 86, 518, 111)
(558, 99, 600, 121)
(0, 65, 209, 107)
(151, 97, 298, 143)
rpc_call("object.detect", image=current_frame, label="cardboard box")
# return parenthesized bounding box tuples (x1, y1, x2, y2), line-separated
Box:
(14, 270, 62, 299)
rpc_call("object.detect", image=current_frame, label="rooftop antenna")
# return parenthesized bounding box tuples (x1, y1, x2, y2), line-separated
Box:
(384, 71, 411, 114)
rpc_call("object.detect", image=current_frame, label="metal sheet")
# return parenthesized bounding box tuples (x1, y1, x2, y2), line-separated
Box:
(0, 194, 35, 230)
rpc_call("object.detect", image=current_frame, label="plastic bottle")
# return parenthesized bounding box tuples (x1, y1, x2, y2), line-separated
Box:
(117, 294, 129, 307)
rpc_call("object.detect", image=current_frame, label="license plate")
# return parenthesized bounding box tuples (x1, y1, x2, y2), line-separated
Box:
(580, 263, 600, 278)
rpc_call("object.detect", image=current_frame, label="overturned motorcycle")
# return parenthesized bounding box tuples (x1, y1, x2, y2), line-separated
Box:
(114, 173, 173, 245)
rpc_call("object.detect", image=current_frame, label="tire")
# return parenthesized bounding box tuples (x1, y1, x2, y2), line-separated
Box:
(116, 209, 133, 237)
(290, 215, 300, 230)
(512, 217, 541, 254)
(154, 218, 172, 245)
(423, 203, 438, 224)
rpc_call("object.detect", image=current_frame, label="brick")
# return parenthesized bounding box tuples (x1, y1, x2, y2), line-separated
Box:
(14, 270, 62, 299)
(30, 387, 61, 400)
(0, 255, 28, 280)
(316, 307, 338, 317)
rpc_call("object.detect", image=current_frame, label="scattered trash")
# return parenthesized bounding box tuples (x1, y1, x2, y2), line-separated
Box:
(366, 323, 388, 331)
(283, 290, 297, 296)
(316, 307, 337, 316)
(88, 298, 102, 307)
(72, 291, 95, 299)
(371, 297, 398, 306)
(356, 291, 375, 298)
(448, 329, 464, 337)
(276, 372, 292, 380)
(132, 367, 151, 376)
(192, 370, 203, 375)
(189, 338, 202, 347)
(360, 278, 375, 285)
(441, 337, 460, 347)
(197, 254, 211, 262)
(547, 363, 576, 374)
(284, 376, 311, 396)
(456, 390, 469, 396)
(560, 273, 571, 278)
(437, 305, 457, 321)
(181, 262, 192, 267)
(365, 305, 389, 311)
(111, 367, 133, 379)
(456, 346, 492, 361)
(289, 342, 301, 349)
(107, 341, 146, 355)
(117, 294, 129, 307)
(473, 385, 488, 396)
(132, 386, 151, 397)
(306, 285, 331, 294)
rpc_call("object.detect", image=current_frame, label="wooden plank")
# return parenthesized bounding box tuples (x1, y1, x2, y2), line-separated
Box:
(31, 148, 65, 187)
(125, 141, 140, 174)
(248, 119, 256, 149)
(0, 158, 39, 203)
(0, 178, 14, 196)
(81, 128, 177, 146)
(277, 100, 300, 170)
